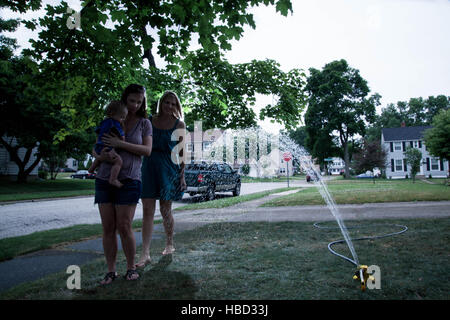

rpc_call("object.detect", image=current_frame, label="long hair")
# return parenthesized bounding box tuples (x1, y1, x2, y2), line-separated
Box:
(156, 90, 183, 119)
(121, 84, 148, 118)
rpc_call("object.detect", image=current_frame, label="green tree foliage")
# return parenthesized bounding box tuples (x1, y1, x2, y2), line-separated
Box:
(404, 146, 423, 183)
(0, 15, 95, 182)
(15, 0, 295, 129)
(2, 0, 297, 181)
(304, 59, 380, 177)
(366, 95, 449, 142)
(424, 109, 450, 166)
(352, 140, 387, 174)
(286, 126, 307, 148)
(180, 50, 306, 130)
(42, 153, 67, 180)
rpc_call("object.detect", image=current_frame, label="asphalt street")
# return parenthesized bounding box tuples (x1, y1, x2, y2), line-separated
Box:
(0, 180, 312, 239)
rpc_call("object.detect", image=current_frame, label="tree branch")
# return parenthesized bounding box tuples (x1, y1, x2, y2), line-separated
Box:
(140, 23, 156, 67)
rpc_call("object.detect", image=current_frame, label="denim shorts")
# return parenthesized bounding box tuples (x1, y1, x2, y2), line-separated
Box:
(94, 178, 141, 205)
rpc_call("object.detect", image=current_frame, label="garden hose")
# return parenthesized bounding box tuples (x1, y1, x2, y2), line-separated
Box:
(313, 222, 408, 290)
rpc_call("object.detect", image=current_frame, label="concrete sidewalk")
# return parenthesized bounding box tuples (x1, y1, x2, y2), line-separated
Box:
(1, 194, 449, 294)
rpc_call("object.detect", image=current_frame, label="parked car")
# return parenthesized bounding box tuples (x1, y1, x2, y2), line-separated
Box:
(185, 162, 241, 201)
(356, 171, 374, 179)
(70, 170, 96, 179)
(306, 170, 320, 182)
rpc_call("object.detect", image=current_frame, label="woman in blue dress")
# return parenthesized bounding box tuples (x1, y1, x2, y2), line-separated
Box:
(137, 91, 186, 266)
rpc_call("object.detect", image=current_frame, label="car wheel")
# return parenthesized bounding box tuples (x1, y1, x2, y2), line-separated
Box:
(232, 182, 241, 197)
(206, 186, 215, 201)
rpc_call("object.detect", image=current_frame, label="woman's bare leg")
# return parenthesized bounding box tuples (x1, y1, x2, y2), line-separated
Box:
(160, 200, 175, 255)
(98, 203, 118, 284)
(136, 198, 156, 267)
(115, 204, 138, 278)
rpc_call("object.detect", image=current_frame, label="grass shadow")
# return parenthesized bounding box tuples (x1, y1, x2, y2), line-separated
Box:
(75, 254, 197, 300)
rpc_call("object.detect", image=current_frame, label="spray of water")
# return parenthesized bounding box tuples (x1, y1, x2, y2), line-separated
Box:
(279, 133, 360, 266)
(189, 126, 360, 265)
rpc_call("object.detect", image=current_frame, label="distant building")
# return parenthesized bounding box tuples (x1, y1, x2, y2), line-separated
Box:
(381, 125, 448, 179)
(327, 157, 345, 175)
(185, 129, 293, 177)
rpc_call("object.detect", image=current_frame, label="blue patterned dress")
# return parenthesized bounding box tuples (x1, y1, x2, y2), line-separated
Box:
(141, 116, 184, 201)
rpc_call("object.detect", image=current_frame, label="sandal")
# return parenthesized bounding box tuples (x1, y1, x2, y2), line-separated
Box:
(100, 272, 118, 285)
(124, 269, 139, 281)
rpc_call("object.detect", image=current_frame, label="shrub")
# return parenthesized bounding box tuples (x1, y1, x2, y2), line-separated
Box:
(38, 170, 48, 180)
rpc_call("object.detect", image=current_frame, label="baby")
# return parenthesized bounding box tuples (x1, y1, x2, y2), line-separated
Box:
(89, 100, 128, 188)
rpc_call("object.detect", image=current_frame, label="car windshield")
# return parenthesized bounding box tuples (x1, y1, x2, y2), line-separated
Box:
(186, 164, 208, 170)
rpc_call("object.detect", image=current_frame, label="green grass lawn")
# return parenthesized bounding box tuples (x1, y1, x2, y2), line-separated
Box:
(241, 175, 305, 183)
(0, 179, 448, 262)
(262, 179, 450, 206)
(1, 218, 448, 300)
(174, 187, 298, 211)
(0, 178, 95, 202)
(1, 178, 448, 299)
(0, 219, 147, 262)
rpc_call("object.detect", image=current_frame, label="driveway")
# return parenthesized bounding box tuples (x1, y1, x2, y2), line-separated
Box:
(0, 180, 313, 239)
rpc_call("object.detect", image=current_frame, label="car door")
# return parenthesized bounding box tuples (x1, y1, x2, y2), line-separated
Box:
(214, 163, 226, 191)
(221, 163, 234, 191)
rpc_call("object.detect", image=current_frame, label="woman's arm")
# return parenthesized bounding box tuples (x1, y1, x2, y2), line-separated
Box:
(102, 133, 152, 157)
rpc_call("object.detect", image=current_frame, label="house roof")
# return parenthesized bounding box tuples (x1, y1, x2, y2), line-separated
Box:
(382, 126, 432, 142)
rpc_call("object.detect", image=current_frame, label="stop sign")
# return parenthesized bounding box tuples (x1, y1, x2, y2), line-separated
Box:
(283, 151, 292, 162)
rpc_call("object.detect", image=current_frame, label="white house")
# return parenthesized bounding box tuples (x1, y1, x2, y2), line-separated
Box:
(185, 129, 293, 177)
(381, 125, 448, 179)
(327, 157, 345, 175)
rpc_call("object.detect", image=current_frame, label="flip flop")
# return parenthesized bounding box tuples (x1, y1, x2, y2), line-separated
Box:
(124, 269, 139, 281)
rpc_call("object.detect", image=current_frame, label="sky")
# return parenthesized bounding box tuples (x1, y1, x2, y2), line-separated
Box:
(1, 0, 449, 133)
(223, 0, 450, 131)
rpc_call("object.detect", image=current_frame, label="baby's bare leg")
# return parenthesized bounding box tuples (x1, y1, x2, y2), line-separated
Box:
(107, 150, 123, 188)
(89, 158, 100, 173)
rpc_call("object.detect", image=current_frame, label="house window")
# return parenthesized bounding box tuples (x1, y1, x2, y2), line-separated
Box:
(72, 160, 77, 167)
(395, 159, 403, 171)
(413, 141, 419, 148)
(187, 143, 193, 152)
(394, 142, 402, 151)
(431, 158, 439, 171)
(203, 141, 211, 151)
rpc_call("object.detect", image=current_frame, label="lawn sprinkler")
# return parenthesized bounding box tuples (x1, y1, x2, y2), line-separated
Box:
(353, 265, 375, 291)
(313, 217, 408, 292)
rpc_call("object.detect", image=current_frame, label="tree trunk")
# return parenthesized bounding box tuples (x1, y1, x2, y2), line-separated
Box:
(17, 153, 42, 183)
(343, 141, 350, 179)
(0, 137, 41, 183)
